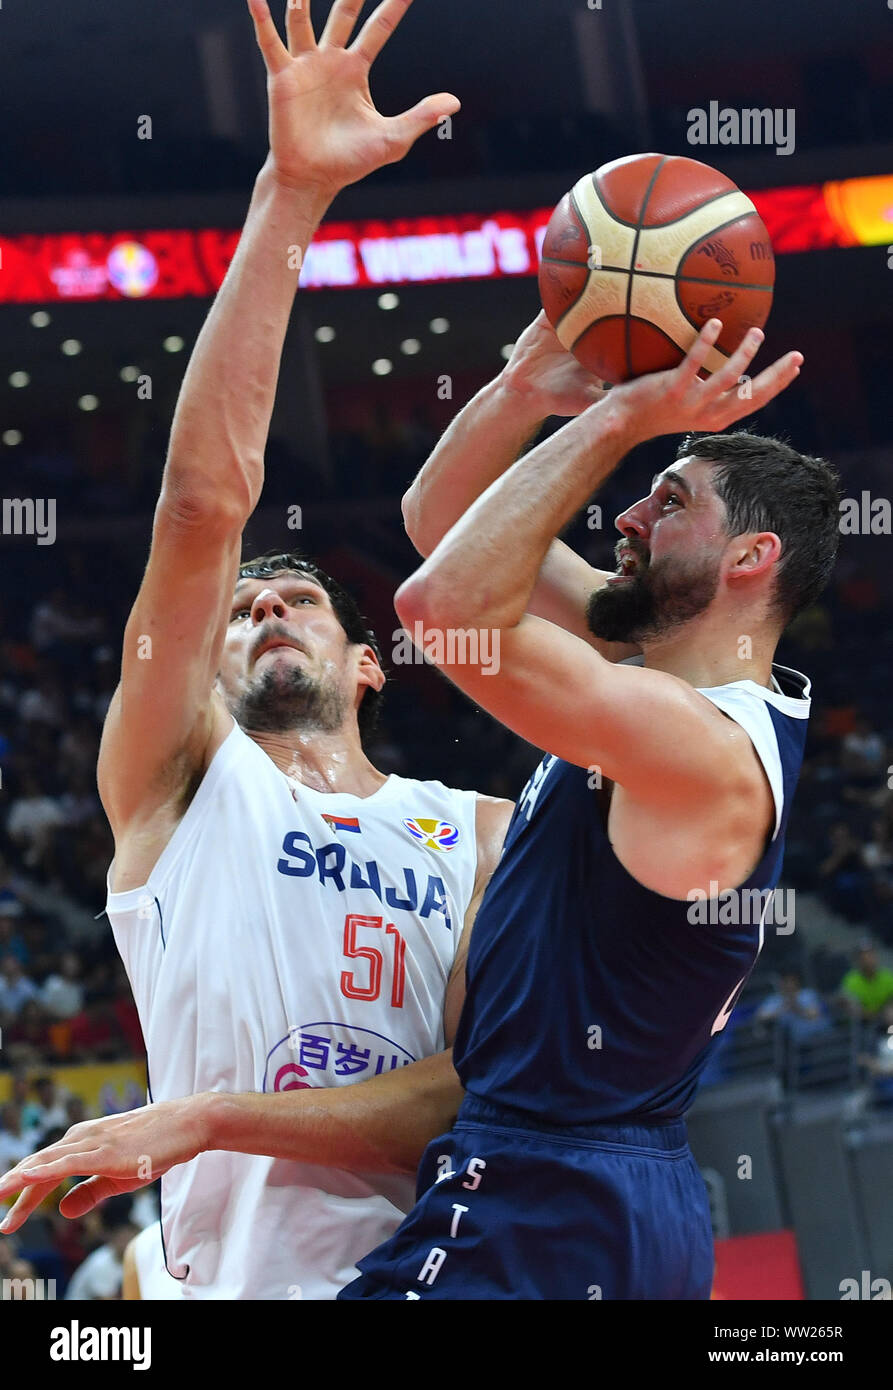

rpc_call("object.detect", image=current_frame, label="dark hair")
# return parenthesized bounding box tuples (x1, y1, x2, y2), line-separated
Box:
(675, 432, 840, 624)
(237, 551, 385, 743)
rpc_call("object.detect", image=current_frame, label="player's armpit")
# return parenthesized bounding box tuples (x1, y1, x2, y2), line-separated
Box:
(443, 794, 514, 1045)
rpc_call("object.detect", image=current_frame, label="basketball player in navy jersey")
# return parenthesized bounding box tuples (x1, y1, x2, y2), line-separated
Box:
(338, 312, 840, 1299)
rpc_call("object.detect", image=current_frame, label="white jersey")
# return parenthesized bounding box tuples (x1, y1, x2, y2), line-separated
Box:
(105, 718, 479, 1300)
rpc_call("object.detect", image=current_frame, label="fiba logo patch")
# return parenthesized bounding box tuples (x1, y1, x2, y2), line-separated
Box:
(402, 817, 459, 852)
(106, 241, 159, 298)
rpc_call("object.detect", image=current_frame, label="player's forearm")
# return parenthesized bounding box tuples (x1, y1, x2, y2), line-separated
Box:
(162, 156, 331, 521)
(402, 376, 544, 557)
(203, 1050, 462, 1175)
(400, 396, 637, 632)
(404, 376, 630, 652)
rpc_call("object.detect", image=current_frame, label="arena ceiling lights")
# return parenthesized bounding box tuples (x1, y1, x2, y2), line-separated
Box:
(0, 174, 890, 305)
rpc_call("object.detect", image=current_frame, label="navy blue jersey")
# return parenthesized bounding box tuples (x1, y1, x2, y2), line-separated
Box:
(453, 664, 810, 1124)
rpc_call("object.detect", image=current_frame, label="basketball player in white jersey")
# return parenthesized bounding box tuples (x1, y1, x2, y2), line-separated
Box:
(0, 0, 513, 1299)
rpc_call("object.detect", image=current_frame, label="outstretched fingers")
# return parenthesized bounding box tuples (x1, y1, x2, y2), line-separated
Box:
(247, 0, 293, 74)
(321, 0, 365, 48)
(671, 317, 724, 389)
(707, 324, 765, 397)
(350, 0, 415, 65)
(743, 350, 803, 413)
(284, 0, 316, 54)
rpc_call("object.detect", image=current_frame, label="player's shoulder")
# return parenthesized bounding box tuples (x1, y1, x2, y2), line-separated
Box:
(393, 772, 503, 806)
(472, 791, 515, 820)
(471, 795, 515, 875)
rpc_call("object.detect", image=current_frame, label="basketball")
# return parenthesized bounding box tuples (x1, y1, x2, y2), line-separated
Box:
(538, 152, 775, 384)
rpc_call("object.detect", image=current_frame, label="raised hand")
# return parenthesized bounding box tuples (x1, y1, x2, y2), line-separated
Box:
(606, 318, 803, 446)
(248, 0, 460, 199)
(500, 311, 610, 419)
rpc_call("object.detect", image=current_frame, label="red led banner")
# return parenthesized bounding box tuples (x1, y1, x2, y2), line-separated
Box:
(0, 175, 889, 304)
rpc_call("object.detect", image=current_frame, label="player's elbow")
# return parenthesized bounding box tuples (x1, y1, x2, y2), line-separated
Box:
(396, 572, 475, 636)
(395, 573, 425, 628)
(155, 471, 254, 538)
(400, 538, 529, 632)
(401, 486, 424, 552)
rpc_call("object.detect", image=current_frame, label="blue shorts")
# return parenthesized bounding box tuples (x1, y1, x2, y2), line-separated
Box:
(339, 1096, 714, 1300)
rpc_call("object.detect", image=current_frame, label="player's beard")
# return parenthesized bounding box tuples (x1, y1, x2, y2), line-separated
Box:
(586, 550, 721, 644)
(233, 661, 348, 735)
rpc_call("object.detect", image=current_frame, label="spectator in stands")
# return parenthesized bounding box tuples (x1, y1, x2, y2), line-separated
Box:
(27, 1077, 69, 1141)
(839, 945, 893, 1029)
(0, 1234, 38, 1299)
(755, 971, 831, 1043)
(9, 1070, 31, 1113)
(64, 1197, 138, 1301)
(0, 954, 38, 1020)
(65, 1096, 88, 1129)
(841, 715, 887, 783)
(40, 951, 84, 1020)
(58, 765, 102, 829)
(2, 998, 52, 1065)
(110, 962, 144, 1058)
(58, 712, 100, 781)
(68, 993, 127, 1062)
(818, 820, 871, 919)
(0, 1102, 32, 1174)
(17, 1074, 46, 1136)
(18, 666, 67, 729)
(18, 916, 56, 981)
(862, 813, 893, 875)
(0, 856, 27, 923)
(6, 770, 65, 870)
(30, 587, 104, 655)
(843, 777, 893, 816)
(48, 814, 114, 906)
(0, 918, 28, 967)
